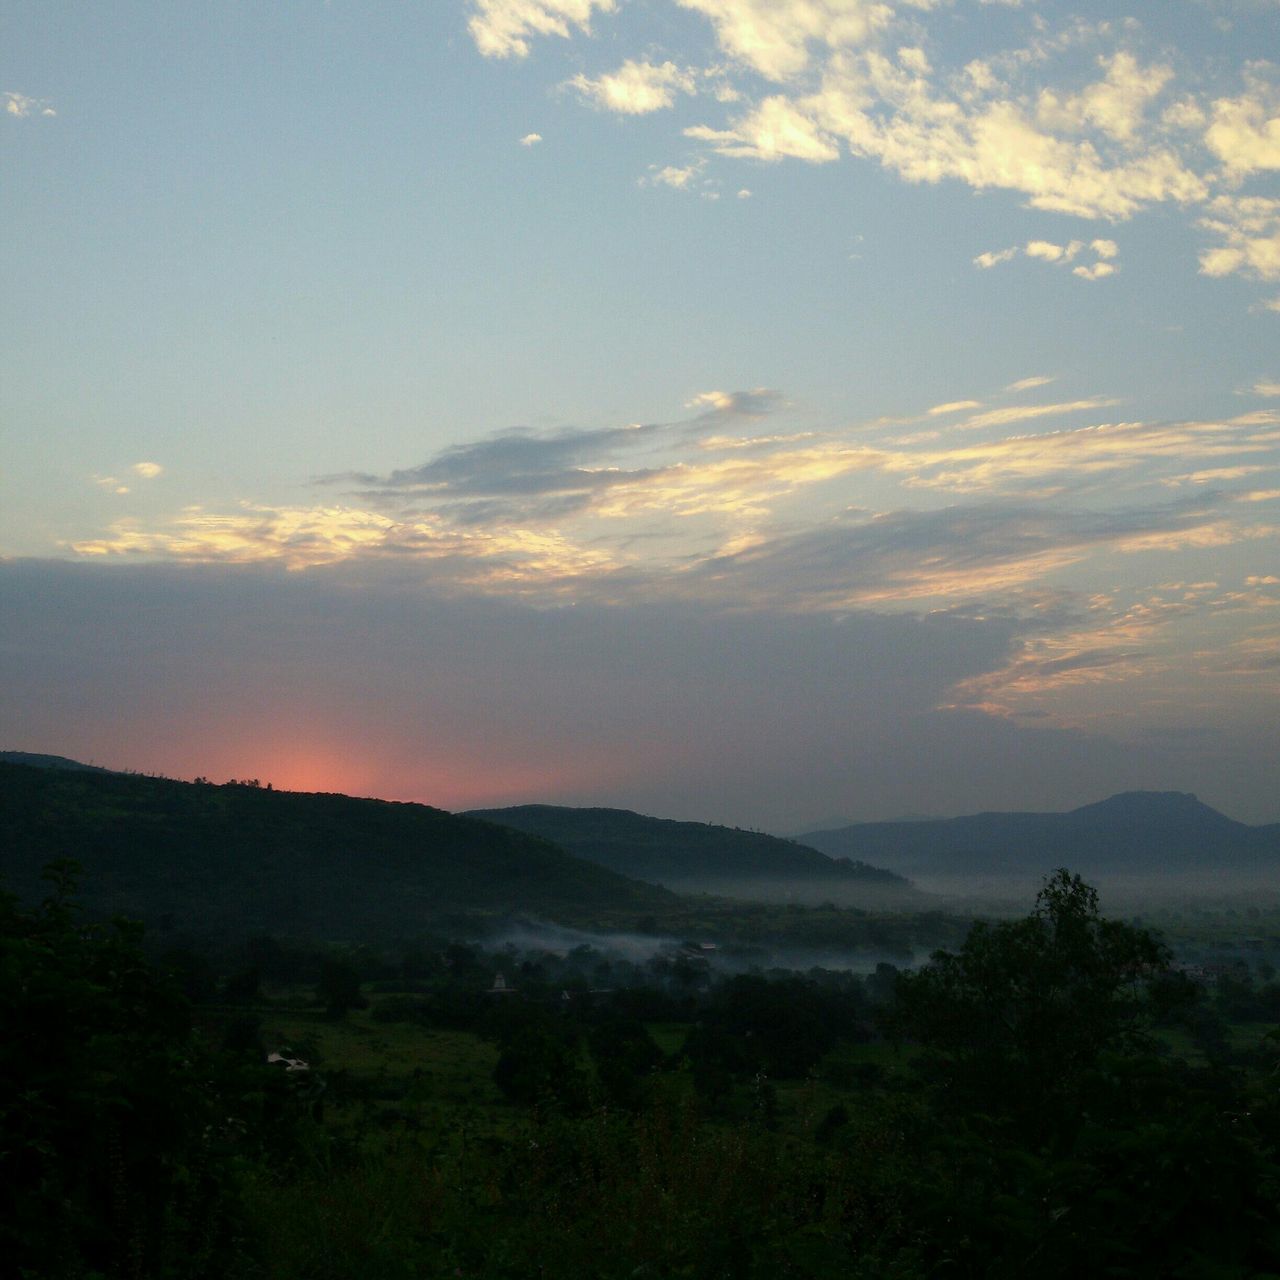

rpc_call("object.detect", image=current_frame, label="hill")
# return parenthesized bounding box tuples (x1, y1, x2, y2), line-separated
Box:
(0, 761, 676, 942)
(0, 750, 111, 772)
(464, 804, 911, 900)
(799, 791, 1280, 878)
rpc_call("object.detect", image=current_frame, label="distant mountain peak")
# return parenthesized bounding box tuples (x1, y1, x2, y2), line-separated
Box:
(1069, 791, 1236, 826)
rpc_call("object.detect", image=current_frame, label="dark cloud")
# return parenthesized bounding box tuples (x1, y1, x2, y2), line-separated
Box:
(313, 390, 785, 525)
(0, 558, 1134, 824)
(692, 496, 1229, 605)
(378, 423, 665, 491)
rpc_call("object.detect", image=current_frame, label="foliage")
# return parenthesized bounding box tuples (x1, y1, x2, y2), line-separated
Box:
(317, 955, 368, 1019)
(493, 1024, 589, 1111)
(0, 863, 248, 1278)
(463, 802, 909, 887)
(0, 761, 676, 946)
(893, 869, 1168, 1136)
(10, 857, 1280, 1278)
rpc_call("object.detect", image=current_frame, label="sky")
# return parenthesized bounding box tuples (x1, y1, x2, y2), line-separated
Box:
(2, 0, 1279, 830)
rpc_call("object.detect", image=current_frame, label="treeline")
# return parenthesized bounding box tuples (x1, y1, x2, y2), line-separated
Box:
(6, 866, 1280, 1278)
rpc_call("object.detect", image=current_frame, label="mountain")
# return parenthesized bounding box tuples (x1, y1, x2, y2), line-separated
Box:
(0, 750, 110, 772)
(463, 804, 910, 895)
(799, 792, 1280, 877)
(0, 761, 676, 941)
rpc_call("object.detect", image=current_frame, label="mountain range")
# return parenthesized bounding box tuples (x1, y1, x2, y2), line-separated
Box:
(464, 804, 910, 893)
(799, 792, 1280, 878)
(0, 760, 675, 941)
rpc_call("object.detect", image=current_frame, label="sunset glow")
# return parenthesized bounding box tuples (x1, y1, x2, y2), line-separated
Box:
(3, 1, 1278, 828)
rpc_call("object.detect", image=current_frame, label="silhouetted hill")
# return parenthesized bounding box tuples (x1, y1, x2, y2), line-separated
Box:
(464, 805, 909, 891)
(0, 750, 110, 773)
(0, 762, 676, 941)
(799, 791, 1280, 877)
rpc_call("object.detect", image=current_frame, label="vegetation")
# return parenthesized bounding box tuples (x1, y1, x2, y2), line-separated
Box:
(465, 802, 909, 890)
(0, 761, 962, 958)
(8, 858, 1280, 1278)
(0, 761, 676, 941)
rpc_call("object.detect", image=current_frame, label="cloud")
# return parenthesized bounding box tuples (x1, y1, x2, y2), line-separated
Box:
(132, 462, 164, 479)
(928, 400, 983, 416)
(1007, 375, 1056, 392)
(1072, 261, 1117, 280)
(974, 246, 1018, 268)
(1204, 69, 1280, 178)
(569, 60, 696, 114)
(686, 95, 841, 162)
(1034, 52, 1174, 144)
(1025, 239, 1083, 261)
(4, 91, 55, 118)
(642, 160, 707, 189)
(897, 415, 1280, 494)
(11, 557, 1108, 831)
(332, 419, 668, 497)
(689, 496, 1239, 609)
(673, 0, 894, 82)
(737, 187, 752, 198)
(1252, 380, 1280, 397)
(468, 0, 615, 58)
(70, 504, 621, 583)
(686, 387, 783, 417)
(975, 239, 1118, 276)
(520, 132, 543, 145)
(957, 397, 1120, 430)
(1199, 195, 1280, 280)
(790, 48, 1206, 220)
(310, 390, 790, 528)
(467, 0, 1279, 299)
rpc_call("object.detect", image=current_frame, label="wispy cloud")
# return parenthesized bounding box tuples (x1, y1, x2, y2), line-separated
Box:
(687, 497, 1241, 610)
(71, 392, 1280, 626)
(956, 397, 1121, 431)
(928, 399, 983, 416)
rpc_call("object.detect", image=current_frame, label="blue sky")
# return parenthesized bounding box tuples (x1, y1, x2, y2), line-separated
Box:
(2, 1, 1278, 828)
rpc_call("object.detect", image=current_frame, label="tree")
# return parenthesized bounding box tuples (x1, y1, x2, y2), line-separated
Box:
(893, 869, 1167, 1136)
(0, 862, 244, 1277)
(316, 954, 367, 1018)
(493, 1025, 587, 1111)
(587, 1018, 663, 1109)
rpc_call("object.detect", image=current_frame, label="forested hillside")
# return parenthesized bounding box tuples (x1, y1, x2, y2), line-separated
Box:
(0, 762, 675, 941)
(466, 804, 908, 893)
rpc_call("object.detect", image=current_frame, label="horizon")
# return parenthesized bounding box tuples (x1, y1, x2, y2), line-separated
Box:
(3, 2, 1279, 828)
(1, 750, 1266, 836)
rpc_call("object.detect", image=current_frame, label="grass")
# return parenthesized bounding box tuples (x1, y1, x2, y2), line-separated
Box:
(257, 1005, 504, 1114)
